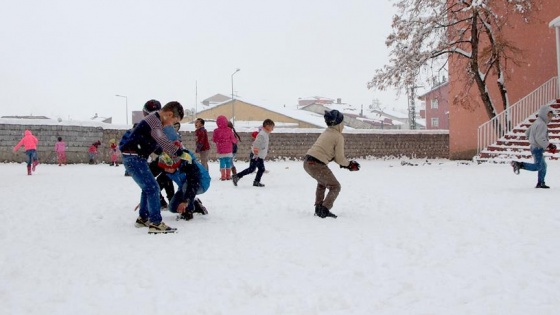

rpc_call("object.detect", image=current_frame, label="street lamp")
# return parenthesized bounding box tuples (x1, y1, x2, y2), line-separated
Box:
(115, 94, 128, 125)
(231, 68, 240, 125)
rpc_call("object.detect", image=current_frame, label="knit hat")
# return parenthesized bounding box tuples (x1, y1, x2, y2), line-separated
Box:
(143, 99, 161, 115)
(324, 110, 344, 126)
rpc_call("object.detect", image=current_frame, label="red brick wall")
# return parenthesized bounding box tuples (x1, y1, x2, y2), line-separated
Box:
(449, 2, 560, 159)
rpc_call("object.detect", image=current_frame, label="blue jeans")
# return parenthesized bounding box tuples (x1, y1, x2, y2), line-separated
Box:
(219, 157, 232, 169)
(25, 150, 38, 166)
(522, 148, 547, 184)
(122, 155, 162, 224)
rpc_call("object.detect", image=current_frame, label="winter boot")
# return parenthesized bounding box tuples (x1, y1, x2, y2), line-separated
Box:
(220, 169, 226, 181)
(226, 168, 232, 180)
(315, 205, 337, 219)
(27, 165, 32, 175)
(232, 174, 240, 186)
(32, 160, 39, 172)
(536, 182, 550, 189)
(148, 221, 177, 234)
(193, 198, 208, 215)
(510, 161, 522, 175)
(253, 181, 265, 187)
(231, 166, 237, 176)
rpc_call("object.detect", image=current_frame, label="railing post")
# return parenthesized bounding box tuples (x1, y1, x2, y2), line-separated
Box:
(550, 17, 560, 98)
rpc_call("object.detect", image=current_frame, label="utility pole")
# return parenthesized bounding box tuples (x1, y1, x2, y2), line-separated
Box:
(407, 86, 421, 130)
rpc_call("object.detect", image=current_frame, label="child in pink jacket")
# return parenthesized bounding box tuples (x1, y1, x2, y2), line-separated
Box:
(54, 137, 67, 166)
(13, 130, 39, 175)
(212, 115, 237, 180)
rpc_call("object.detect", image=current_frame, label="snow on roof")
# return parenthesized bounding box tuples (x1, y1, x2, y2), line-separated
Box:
(298, 96, 335, 102)
(195, 95, 423, 129)
(0, 117, 130, 130)
(196, 97, 329, 129)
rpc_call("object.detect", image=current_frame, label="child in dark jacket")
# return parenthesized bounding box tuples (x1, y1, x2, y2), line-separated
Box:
(119, 100, 188, 234)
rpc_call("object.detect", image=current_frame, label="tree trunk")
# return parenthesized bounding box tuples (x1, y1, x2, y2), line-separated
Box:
(470, 11, 497, 120)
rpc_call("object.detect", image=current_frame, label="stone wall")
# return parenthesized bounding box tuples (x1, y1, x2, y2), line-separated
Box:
(1, 123, 449, 164)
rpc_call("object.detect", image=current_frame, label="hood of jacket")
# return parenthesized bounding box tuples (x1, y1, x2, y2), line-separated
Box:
(24, 130, 32, 136)
(538, 105, 553, 123)
(216, 115, 229, 129)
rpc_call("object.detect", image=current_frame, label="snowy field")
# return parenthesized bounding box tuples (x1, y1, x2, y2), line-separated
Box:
(1, 159, 559, 315)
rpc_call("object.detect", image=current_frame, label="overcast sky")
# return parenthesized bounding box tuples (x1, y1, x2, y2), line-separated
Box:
(0, 0, 408, 124)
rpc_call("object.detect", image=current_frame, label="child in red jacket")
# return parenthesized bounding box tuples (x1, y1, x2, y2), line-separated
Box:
(88, 140, 101, 164)
(109, 139, 118, 166)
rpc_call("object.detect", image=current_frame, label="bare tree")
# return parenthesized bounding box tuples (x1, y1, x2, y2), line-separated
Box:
(368, 0, 537, 119)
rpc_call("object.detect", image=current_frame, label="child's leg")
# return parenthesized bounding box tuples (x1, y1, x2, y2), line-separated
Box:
(236, 156, 257, 179)
(225, 157, 233, 179)
(219, 157, 226, 180)
(25, 150, 33, 166)
(199, 150, 209, 170)
(254, 158, 265, 182)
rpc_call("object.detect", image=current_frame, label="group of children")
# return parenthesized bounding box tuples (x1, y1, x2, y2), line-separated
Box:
(13, 134, 113, 170)
(11, 106, 362, 229)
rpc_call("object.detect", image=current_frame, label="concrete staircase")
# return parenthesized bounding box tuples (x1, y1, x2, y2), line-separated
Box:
(477, 99, 560, 161)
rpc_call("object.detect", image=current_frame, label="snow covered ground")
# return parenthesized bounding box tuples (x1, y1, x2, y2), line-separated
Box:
(1, 159, 559, 315)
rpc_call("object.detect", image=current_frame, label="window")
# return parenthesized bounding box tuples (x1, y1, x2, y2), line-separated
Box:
(431, 98, 439, 109)
(431, 117, 439, 128)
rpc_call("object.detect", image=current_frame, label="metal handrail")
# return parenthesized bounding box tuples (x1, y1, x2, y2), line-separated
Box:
(477, 77, 559, 154)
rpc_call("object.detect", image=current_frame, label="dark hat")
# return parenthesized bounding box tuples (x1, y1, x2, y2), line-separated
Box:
(143, 99, 161, 115)
(324, 110, 344, 126)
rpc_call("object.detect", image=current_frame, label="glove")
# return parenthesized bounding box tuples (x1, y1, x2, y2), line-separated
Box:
(347, 160, 360, 171)
(178, 151, 192, 164)
(547, 143, 557, 154)
(159, 152, 174, 166)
